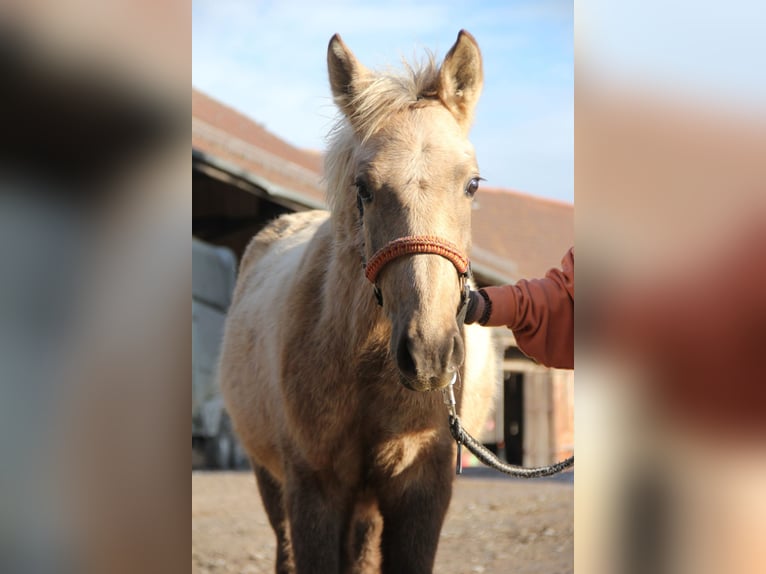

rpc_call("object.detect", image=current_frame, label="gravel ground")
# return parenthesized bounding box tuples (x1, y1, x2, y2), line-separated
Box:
(192, 469, 573, 574)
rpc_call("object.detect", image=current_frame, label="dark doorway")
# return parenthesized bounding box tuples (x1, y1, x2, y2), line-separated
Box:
(504, 372, 524, 464)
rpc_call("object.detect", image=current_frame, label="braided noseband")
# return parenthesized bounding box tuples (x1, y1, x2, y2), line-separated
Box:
(363, 235, 470, 308)
(364, 235, 469, 284)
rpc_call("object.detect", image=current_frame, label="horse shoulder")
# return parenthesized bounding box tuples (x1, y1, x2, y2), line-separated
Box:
(219, 210, 330, 473)
(234, 210, 330, 303)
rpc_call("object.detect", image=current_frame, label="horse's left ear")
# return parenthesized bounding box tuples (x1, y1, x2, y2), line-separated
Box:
(437, 30, 483, 132)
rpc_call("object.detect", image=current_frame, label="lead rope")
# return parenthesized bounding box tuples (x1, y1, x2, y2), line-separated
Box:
(441, 373, 574, 478)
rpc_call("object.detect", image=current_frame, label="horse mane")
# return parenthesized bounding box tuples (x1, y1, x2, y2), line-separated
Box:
(324, 53, 440, 221)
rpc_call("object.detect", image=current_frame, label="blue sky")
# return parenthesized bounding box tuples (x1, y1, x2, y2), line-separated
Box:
(193, 0, 573, 203)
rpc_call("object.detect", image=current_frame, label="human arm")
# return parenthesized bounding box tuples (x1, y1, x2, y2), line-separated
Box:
(466, 248, 574, 369)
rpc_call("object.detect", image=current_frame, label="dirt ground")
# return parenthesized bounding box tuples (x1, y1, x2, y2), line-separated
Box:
(192, 469, 573, 574)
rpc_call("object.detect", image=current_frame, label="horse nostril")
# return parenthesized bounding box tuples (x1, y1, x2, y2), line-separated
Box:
(450, 331, 465, 370)
(396, 335, 418, 380)
(396, 329, 464, 384)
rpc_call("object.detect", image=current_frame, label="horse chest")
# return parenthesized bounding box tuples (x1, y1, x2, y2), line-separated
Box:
(283, 365, 446, 479)
(368, 427, 442, 478)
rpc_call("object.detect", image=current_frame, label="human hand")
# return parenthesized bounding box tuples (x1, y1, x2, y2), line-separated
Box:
(464, 288, 489, 325)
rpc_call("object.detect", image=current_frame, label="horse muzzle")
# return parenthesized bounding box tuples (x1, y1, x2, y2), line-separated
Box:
(364, 234, 471, 391)
(395, 326, 465, 392)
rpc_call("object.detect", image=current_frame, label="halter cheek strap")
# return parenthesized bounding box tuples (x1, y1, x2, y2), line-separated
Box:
(363, 235, 471, 311)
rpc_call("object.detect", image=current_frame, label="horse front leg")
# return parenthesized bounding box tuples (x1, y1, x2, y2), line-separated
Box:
(253, 464, 295, 574)
(284, 463, 350, 574)
(345, 494, 383, 574)
(377, 449, 454, 574)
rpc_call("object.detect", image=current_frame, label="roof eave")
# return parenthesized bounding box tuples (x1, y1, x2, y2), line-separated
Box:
(193, 148, 327, 212)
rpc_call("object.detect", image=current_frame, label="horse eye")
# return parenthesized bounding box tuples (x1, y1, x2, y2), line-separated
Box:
(356, 180, 373, 202)
(465, 177, 480, 198)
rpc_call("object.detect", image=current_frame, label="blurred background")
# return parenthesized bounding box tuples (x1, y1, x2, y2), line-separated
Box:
(0, 1, 188, 573)
(576, 2, 766, 574)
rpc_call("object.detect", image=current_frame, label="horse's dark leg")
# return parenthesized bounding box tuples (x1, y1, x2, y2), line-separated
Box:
(345, 496, 383, 574)
(284, 464, 349, 573)
(254, 464, 295, 574)
(377, 452, 454, 574)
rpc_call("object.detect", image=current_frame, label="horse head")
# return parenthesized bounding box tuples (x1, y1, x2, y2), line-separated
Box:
(327, 31, 484, 392)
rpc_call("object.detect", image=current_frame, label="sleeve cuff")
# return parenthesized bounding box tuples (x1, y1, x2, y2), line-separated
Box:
(481, 284, 519, 327)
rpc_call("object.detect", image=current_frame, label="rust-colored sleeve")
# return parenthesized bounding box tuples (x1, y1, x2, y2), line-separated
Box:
(482, 248, 574, 369)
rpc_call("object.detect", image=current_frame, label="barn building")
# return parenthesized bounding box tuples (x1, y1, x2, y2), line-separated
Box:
(192, 88, 573, 469)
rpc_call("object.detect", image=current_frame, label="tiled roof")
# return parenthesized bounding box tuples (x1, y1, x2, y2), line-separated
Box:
(470, 187, 573, 281)
(192, 89, 325, 205)
(192, 88, 572, 283)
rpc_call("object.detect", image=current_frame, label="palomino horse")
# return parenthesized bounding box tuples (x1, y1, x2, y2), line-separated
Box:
(219, 30, 498, 574)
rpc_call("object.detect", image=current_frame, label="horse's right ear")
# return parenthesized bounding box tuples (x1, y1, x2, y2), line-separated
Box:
(328, 34, 369, 118)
